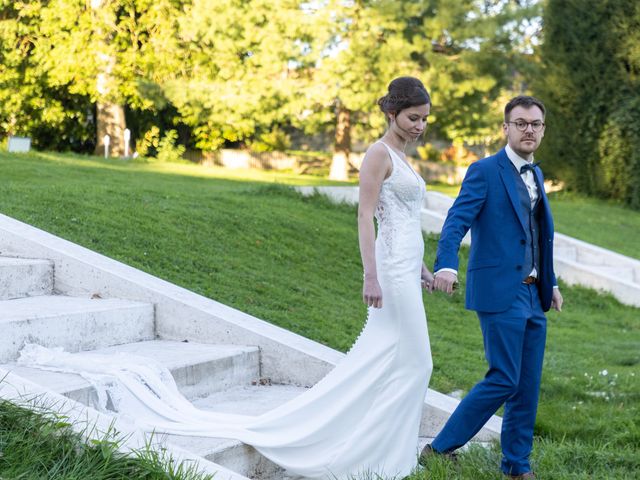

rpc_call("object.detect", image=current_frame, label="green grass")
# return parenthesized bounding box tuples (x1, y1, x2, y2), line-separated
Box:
(427, 181, 462, 198)
(1, 151, 639, 479)
(547, 191, 640, 260)
(0, 398, 213, 479)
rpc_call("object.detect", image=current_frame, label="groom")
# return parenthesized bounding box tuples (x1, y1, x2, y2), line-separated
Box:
(427, 96, 563, 479)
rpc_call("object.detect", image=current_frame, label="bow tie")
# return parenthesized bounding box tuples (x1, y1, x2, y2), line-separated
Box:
(520, 162, 540, 175)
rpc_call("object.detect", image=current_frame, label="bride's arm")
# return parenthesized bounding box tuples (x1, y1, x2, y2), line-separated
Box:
(358, 145, 391, 308)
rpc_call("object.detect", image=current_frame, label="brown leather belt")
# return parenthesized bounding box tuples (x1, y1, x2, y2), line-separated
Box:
(523, 276, 538, 284)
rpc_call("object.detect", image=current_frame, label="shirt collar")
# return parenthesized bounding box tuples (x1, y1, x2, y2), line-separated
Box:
(505, 144, 533, 172)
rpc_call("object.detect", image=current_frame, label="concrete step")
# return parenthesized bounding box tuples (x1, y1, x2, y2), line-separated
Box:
(0, 295, 154, 362)
(168, 436, 285, 480)
(168, 384, 306, 479)
(3, 340, 260, 405)
(424, 191, 455, 215)
(554, 257, 640, 307)
(588, 266, 636, 284)
(0, 257, 53, 300)
(168, 386, 457, 480)
(99, 341, 261, 399)
(192, 384, 307, 416)
(6, 342, 279, 479)
(554, 245, 577, 262)
(575, 248, 625, 267)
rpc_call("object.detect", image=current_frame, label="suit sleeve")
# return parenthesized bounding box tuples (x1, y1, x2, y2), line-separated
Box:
(434, 161, 487, 272)
(537, 168, 558, 288)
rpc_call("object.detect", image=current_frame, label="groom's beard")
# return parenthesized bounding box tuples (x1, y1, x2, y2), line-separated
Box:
(517, 135, 539, 153)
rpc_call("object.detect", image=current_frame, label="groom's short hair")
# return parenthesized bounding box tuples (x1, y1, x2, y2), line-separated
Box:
(504, 96, 546, 121)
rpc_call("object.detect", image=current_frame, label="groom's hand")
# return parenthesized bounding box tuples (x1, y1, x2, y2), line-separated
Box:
(551, 288, 563, 312)
(433, 271, 458, 295)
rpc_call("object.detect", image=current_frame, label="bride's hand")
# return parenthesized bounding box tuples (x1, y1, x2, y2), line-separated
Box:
(363, 275, 383, 308)
(421, 265, 435, 293)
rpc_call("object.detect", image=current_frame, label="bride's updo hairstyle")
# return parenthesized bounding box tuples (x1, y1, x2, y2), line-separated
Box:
(377, 76, 430, 123)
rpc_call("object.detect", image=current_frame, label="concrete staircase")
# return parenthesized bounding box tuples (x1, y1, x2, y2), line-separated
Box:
(552, 233, 640, 307)
(0, 211, 502, 479)
(0, 256, 292, 478)
(0, 250, 468, 479)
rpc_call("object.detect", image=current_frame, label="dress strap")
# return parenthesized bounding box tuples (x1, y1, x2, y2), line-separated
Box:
(377, 141, 400, 163)
(377, 141, 423, 184)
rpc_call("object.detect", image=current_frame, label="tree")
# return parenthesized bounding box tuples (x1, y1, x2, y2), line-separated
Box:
(537, 0, 640, 208)
(19, 0, 184, 155)
(306, 0, 543, 179)
(0, 1, 94, 150)
(162, 0, 320, 152)
(1, 0, 547, 166)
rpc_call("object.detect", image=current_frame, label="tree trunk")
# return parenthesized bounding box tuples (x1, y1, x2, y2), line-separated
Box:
(95, 102, 126, 157)
(92, 0, 127, 157)
(329, 104, 351, 180)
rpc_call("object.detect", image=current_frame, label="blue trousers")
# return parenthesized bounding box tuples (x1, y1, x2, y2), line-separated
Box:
(431, 283, 547, 475)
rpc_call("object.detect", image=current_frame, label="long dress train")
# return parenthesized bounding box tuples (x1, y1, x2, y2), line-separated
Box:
(18, 141, 433, 479)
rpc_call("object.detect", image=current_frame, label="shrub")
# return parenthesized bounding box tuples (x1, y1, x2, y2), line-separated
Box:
(157, 129, 185, 163)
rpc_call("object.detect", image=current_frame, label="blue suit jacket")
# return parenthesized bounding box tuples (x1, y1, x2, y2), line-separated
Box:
(434, 148, 556, 313)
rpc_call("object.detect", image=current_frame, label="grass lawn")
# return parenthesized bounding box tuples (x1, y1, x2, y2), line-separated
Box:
(0, 399, 212, 479)
(546, 191, 640, 260)
(1, 151, 639, 479)
(427, 181, 462, 198)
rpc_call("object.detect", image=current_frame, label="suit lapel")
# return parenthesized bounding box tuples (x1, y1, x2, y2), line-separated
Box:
(497, 149, 528, 233)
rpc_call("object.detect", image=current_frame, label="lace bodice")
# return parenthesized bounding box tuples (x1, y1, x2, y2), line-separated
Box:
(375, 142, 425, 255)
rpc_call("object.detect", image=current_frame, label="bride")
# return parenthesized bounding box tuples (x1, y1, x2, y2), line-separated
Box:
(20, 76, 435, 479)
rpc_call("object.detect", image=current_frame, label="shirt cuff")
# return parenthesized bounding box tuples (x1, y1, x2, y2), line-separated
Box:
(435, 268, 458, 276)
(553, 285, 559, 289)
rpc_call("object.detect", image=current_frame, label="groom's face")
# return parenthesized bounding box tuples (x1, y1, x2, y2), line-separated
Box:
(503, 105, 545, 158)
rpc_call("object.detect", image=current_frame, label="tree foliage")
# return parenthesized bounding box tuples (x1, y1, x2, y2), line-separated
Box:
(537, 0, 640, 208)
(0, 1, 94, 150)
(306, 0, 541, 152)
(1, 0, 542, 160)
(163, 0, 321, 151)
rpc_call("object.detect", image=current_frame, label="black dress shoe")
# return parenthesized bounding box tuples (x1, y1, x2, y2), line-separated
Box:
(419, 444, 458, 464)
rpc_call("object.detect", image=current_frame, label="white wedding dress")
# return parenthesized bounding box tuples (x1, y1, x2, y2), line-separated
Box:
(18, 142, 433, 479)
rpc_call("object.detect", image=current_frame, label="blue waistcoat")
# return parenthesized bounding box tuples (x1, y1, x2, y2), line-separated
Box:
(511, 165, 541, 280)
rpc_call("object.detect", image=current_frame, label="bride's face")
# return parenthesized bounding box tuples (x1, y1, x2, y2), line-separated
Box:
(391, 104, 430, 141)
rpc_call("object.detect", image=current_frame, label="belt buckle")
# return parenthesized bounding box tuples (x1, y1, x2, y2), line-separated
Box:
(523, 276, 537, 284)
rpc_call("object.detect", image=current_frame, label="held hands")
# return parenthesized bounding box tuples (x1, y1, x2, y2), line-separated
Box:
(421, 264, 435, 294)
(551, 288, 563, 312)
(363, 274, 383, 308)
(432, 271, 458, 295)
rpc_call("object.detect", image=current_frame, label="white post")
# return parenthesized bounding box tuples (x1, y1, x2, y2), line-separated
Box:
(123, 129, 130, 157)
(103, 134, 110, 158)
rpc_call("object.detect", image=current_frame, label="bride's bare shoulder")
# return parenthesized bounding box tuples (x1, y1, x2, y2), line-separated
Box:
(362, 142, 391, 170)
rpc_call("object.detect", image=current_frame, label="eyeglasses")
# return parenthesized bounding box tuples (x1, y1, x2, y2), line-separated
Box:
(507, 120, 545, 132)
